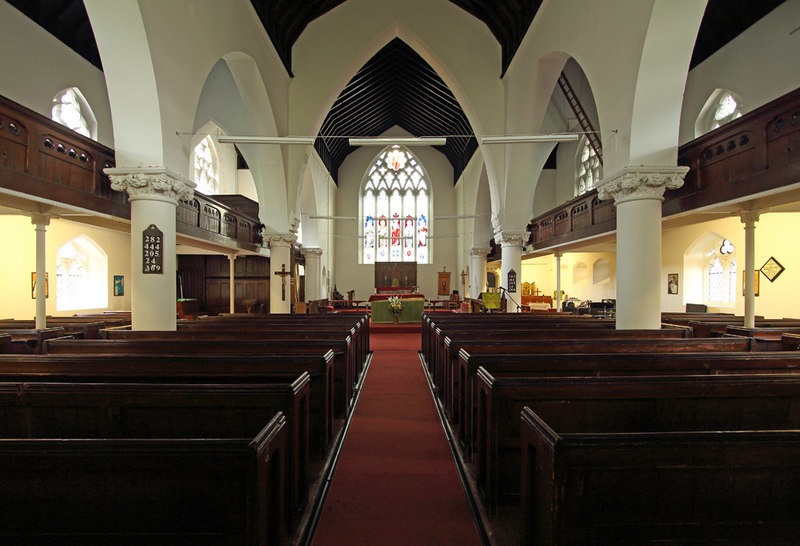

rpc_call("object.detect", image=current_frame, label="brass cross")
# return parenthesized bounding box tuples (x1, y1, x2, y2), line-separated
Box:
(533, 287, 542, 296)
(274, 264, 292, 301)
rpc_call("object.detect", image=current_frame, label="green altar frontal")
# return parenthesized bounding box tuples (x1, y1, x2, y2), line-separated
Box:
(371, 298, 425, 323)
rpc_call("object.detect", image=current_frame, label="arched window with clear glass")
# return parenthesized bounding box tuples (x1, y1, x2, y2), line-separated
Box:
(361, 146, 430, 264)
(576, 137, 600, 196)
(51, 87, 97, 139)
(192, 136, 219, 195)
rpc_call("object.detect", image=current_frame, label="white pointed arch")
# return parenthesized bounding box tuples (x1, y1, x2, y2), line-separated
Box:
(51, 87, 98, 139)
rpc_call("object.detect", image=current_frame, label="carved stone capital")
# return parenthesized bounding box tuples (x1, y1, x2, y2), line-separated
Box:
(596, 166, 688, 205)
(739, 210, 760, 226)
(495, 231, 526, 247)
(302, 247, 323, 258)
(470, 247, 489, 257)
(266, 233, 296, 248)
(105, 167, 195, 204)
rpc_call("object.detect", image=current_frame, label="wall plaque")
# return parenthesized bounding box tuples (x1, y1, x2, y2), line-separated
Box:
(143, 224, 163, 274)
(508, 269, 517, 292)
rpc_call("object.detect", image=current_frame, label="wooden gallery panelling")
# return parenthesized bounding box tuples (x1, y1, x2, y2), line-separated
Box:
(178, 255, 269, 315)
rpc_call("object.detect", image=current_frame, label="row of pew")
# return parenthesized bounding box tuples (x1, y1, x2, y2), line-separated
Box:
(422, 311, 800, 544)
(0, 312, 370, 545)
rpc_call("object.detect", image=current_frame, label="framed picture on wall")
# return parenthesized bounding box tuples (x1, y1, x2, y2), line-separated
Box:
(667, 273, 679, 295)
(113, 275, 124, 296)
(742, 270, 760, 297)
(31, 272, 48, 299)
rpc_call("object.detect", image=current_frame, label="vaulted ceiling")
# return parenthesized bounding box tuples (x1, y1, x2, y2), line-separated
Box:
(5, 0, 787, 184)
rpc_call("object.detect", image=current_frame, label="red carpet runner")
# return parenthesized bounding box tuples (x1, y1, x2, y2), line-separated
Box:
(312, 331, 482, 545)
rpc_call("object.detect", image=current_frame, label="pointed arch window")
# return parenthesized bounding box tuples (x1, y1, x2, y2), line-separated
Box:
(706, 239, 737, 305)
(51, 87, 97, 139)
(361, 146, 430, 264)
(56, 235, 108, 311)
(576, 137, 600, 196)
(192, 136, 219, 195)
(696, 89, 743, 137)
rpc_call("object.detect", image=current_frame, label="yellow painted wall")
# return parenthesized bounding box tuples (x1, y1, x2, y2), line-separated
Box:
(0, 216, 131, 319)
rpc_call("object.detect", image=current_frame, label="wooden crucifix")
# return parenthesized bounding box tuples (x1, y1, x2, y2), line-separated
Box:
(460, 269, 469, 288)
(274, 263, 292, 301)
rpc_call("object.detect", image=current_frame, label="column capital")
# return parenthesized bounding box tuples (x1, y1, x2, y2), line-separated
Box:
(30, 214, 51, 227)
(266, 233, 296, 248)
(301, 247, 323, 258)
(470, 247, 489, 257)
(596, 165, 688, 205)
(105, 166, 195, 204)
(495, 231, 525, 247)
(739, 210, 761, 225)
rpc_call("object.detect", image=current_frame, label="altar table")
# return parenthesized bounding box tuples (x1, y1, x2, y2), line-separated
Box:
(371, 298, 424, 323)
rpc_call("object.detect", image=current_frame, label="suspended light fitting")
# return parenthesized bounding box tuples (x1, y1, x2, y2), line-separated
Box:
(348, 137, 447, 146)
(480, 134, 580, 144)
(217, 136, 316, 145)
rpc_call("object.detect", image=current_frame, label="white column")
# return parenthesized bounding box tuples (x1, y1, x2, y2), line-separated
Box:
(302, 247, 323, 301)
(31, 214, 50, 329)
(469, 247, 488, 299)
(228, 254, 237, 314)
(268, 236, 294, 314)
(597, 166, 688, 330)
(497, 232, 524, 312)
(107, 167, 195, 331)
(740, 211, 760, 328)
(554, 250, 562, 312)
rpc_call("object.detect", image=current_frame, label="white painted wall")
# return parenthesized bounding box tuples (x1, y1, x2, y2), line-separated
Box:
(0, 2, 113, 148)
(680, 1, 800, 145)
(333, 129, 457, 300)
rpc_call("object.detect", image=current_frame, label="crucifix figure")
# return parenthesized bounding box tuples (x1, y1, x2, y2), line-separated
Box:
(274, 263, 292, 301)
(460, 269, 469, 288)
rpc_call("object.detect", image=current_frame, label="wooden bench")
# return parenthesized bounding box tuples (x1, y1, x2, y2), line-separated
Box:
(725, 326, 800, 351)
(0, 401, 287, 545)
(0, 351, 334, 461)
(457, 349, 800, 460)
(0, 379, 309, 538)
(100, 329, 360, 418)
(45, 337, 351, 422)
(0, 327, 68, 353)
(518, 374, 800, 544)
(0, 319, 105, 339)
(440, 335, 752, 424)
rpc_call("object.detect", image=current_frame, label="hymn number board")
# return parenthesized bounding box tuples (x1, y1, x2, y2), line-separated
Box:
(142, 224, 163, 274)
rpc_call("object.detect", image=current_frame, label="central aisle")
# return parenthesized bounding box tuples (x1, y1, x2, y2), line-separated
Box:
(311, 331, 482, 545)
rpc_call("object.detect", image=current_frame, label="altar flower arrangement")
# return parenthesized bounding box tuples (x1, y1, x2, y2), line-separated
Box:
(388, 295, 403, 315)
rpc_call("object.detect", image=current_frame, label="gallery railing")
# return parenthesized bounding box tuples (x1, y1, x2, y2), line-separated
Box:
(0, 95, 262, 250)
(527, 87, 800, 251)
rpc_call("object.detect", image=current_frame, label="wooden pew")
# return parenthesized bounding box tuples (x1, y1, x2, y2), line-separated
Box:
(45, 337, 351, 422)
(0, 333, 9, 353)
(0, 319, 105, 339)
(0, 403, 287, 545)
(783, 333, 800, 350)
(0, 352, 334, 460)
(457, 349, 800, 460)
(726, 326, 800, 351)
(0, 379, 309, 539)
(517, 374, 800, 544)
(440, 335, 752, 423)
(101, 328, 360, 418)
(0, 327, 68, 353)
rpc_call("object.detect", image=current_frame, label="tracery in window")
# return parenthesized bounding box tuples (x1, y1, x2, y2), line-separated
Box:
(192, 136, 219, 195)
(706, 239, 736, 304)
(56, 235, 108, 311)
(576, 137, 600, 196)
(695, 89, 743, 137)
(51, 88, 96, 139)
(361, 146, 430, 264)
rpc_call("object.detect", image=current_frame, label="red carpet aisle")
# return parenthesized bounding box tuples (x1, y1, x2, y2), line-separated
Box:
(312, 331, 482, 545)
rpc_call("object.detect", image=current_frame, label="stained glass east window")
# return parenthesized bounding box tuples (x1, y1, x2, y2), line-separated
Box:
(361, 146, 430, 264)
